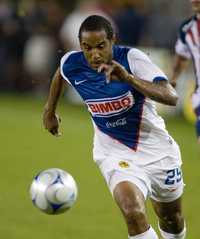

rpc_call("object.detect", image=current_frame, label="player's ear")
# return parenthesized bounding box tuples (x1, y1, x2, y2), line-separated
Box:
(80, 42, 84, 50)
(111, 34, 116, 44)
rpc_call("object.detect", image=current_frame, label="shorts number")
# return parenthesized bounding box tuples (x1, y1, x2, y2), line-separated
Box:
(165, 168, 182, 185)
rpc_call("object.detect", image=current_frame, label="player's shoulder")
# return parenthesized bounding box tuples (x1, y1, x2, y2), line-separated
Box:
(112, 45, 130, 62)
(178, 15, 195, 43)
(60, 50, 85, 84)
(179, 15, 195, 32)
(113, 45, 150, 64)
(60, 50, 84, 69)
(127, 47, 151, 62)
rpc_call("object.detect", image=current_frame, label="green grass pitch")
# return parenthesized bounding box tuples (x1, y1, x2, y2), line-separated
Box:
(0, 94, 199, 239)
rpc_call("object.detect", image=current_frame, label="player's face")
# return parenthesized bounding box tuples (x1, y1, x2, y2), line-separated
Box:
(80, 30, 114, 70)
(191, 0, 200, 13)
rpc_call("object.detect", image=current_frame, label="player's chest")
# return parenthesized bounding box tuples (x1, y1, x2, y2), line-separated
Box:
(186, 24, 200, 51)
(72, 71, 145, 118)
(73, 71, 133, 100)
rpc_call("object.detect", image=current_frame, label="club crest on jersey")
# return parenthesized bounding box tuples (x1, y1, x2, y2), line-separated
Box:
(119, 161, 130, 168)
(86, 91, 134, 117)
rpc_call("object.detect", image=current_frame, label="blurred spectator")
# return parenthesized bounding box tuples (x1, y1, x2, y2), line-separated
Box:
(0, 0, 75, 94)
(111, 0, 147, 46)
(22, 0, 66, 95)
(23, 34, 56, 95)
(0, 0, 28, 91)
(60, 0, 115, 50)
(142, 0, 191, 49)
(0, 0, 194, 94)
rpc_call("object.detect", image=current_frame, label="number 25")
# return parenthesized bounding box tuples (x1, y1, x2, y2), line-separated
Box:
(165, 168, 182, 185)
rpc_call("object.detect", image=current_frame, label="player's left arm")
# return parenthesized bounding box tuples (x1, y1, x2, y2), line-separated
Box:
(98, 60, 178, 106)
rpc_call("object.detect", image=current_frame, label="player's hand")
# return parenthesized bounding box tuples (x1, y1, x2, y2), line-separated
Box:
(98, 60, 129, 83)
(43, 110, 62, 137)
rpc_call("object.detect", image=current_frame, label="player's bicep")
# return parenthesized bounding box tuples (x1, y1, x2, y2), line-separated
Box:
(52, 67, 63, 84)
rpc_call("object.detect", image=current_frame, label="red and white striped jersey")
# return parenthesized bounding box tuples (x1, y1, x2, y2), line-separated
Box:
(175, 15, 200, 108)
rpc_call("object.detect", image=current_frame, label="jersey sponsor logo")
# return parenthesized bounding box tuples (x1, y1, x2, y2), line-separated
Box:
(106, 117, 127, 128)
(74, 79, 87, 85)
(86, 91, 134, 117)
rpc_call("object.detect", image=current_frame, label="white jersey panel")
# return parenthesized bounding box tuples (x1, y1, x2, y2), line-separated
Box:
(127, 48, 170, 143)
(93, 121, 181, 166)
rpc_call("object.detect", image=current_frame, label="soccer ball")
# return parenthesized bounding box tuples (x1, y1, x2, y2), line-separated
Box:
(30, 168, 78, 214)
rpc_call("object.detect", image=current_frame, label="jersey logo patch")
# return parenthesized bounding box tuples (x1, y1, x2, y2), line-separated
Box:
(119, 161, 130, 168)
(86, 91, 134, 117)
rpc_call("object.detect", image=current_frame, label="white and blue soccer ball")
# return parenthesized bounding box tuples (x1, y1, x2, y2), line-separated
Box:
(30, 168, 78, 214)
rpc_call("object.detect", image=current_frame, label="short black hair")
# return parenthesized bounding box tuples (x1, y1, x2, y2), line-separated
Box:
(78, 15, 114, 41)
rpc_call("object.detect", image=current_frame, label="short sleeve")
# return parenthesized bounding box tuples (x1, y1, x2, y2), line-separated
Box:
(127, 48, 168, 82)
(60, 51, 77, 85)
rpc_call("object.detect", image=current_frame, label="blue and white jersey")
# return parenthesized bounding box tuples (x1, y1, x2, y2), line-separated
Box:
(175, 15, 200, 109)
(61, 45, 171, 163)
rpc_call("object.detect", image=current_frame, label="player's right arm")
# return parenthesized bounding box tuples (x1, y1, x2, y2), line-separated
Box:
(170, 22, 191, 87)
(170, 54, 190, 88)
(43, 67, 63, 136)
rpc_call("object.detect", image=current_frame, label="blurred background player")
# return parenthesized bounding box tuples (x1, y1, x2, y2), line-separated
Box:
(43, 15, 186, 239)
(171, 0, 200, 145)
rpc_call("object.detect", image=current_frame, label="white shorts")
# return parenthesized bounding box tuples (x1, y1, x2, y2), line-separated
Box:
(94, 136, 184, 202)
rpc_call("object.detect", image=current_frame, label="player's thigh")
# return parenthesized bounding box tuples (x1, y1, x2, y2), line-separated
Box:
(113, 180, 149, 234)
(113, 181, 146, 215)
(97, 157, 151, 230)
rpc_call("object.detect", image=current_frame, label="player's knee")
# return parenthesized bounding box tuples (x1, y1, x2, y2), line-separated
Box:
(120, 198, 148, 230)
(162, 211, 184, 231)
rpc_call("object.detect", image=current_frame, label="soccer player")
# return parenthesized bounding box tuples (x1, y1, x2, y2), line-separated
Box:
(43, 15, 186, 239)
(171, 0, 200, 145)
